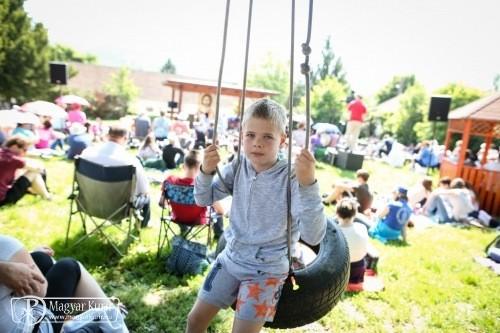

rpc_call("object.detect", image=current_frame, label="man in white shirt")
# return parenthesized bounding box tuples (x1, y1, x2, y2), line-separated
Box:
(424, 178, 475, 222)
(80, 126, 151, 227)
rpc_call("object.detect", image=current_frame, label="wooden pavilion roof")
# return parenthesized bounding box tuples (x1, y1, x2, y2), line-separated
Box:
(448, 92, 500, 121)
(164, 77, 278, 99)
(446, 92, 500, 138)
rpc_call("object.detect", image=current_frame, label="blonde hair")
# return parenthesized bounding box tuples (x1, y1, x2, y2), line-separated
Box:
(242, 99, 287, 134)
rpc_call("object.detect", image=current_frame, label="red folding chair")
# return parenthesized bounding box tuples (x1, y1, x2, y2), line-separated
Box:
(157, 177, 214, 258)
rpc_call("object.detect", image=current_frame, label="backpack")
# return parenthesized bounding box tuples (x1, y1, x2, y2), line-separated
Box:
(166, 236, 209, 276)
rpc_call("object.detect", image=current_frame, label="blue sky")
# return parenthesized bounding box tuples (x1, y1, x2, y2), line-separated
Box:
(25, 0, 500, 96)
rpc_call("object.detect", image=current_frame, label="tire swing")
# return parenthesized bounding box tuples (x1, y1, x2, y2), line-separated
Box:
(210, 0, 350, 329)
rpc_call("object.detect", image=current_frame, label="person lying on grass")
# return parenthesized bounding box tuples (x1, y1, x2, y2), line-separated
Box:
(186, 99, 326, 333)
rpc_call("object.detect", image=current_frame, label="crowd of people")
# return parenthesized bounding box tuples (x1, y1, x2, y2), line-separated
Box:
(1, 96, 498, 332)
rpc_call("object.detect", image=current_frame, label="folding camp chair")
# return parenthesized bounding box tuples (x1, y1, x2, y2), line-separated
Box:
(157, 178, 216, 258)
(66, 157, 140, 256)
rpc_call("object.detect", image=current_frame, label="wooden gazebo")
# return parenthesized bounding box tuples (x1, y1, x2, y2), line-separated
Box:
(441, 92, 500, 216)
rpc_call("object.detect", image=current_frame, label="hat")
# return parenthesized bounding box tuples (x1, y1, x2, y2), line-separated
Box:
(396, 186, 408, 196)
(69, 123, 86, 135)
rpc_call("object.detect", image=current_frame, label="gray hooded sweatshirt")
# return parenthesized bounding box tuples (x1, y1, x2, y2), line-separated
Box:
(195, 157, 326, 275)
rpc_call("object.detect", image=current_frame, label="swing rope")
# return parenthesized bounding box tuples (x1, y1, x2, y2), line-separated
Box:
(212, 0, 254, 194)
(285, 0, 296, 285)
(236, 0, 254, 165)
(212, 0, 233, 194)
(211, 0, 315, 290)
(286, 0, 314, 289)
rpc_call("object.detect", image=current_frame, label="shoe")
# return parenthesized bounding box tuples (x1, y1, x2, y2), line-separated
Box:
(365, 269, 376, 276)
(346, 282, 363, 292)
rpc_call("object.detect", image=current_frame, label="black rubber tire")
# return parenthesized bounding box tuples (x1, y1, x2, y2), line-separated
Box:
(214, 218, 350, 329)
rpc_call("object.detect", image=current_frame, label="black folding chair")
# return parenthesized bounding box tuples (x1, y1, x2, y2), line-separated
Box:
(66, 158, 140, 256)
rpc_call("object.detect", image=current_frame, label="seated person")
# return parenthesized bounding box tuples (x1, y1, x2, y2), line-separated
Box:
(35, 120, 65, 152)
(0, 136, 51, 206)
(413, 141, 439, 169)
(12, 123, 38, 145)
(369, 186, 412, 243)
(323, 169, 373, 214)
(0, 234, 126, 332)
(162, 135, 185, 169)
(162, 150, 225, 238)
(66, 123, 91, 160)
(336, 198, 369, 292)
(137, 135, 161, 161)
(482, 150, 500, 172)
(408, 177, 433, 210)
(81, 125, 151, 228)
(423, 177, 493, 224)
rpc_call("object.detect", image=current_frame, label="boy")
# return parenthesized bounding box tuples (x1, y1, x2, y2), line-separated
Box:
(323, 169, 372, 214)
(186, 99, 326, 333)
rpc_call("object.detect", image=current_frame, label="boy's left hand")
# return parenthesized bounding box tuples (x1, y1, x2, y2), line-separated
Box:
(295, 149, 316, 187)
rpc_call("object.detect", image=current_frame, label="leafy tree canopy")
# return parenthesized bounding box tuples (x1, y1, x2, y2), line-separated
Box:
(49, 44, 97, 64)
(435, 83, 484, 110)
(160, 58, 176, 74)
(244, 53, 310, 112)
(248, 53, 290, 107)
(375, 75, 416, 104)
(312, 36, 348, 86)
(92, 67, 140, 118)
(308, 76, 348, 124)
(0, 0, 50, 103)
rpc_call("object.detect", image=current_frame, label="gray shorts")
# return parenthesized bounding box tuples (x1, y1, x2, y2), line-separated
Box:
(198, 255, 287, 323)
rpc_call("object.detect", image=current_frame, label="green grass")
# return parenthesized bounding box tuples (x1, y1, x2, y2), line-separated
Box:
(1, 157, 499, 332)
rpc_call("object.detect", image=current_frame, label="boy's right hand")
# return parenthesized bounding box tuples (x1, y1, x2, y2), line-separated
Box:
(202, 144, 220, 175)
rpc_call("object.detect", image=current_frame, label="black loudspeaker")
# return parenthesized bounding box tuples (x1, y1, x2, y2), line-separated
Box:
(334, 151, 364, 171)
(49, 62, 68, 85)
(428, 96, 451, 122)
(168, 101, 178, 108)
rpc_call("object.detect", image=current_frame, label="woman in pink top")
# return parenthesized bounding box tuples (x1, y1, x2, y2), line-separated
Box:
(67, 103, 87, 126)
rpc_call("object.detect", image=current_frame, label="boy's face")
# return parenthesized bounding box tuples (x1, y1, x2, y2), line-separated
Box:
(243, 117, 286, 172)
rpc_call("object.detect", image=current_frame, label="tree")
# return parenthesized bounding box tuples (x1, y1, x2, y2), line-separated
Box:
(92, 67, 140, 119)
(49, 44, 97, 64)
(312, 36, 348, 86)
(381, 83, 427, 145)
(160, 58, 176, 74)
(0, 0, 51, 104)
(414, 83, 484, 143)
(375, 75, 416, 104)
(248, 54, 289, 106)
(435, 83, 484, 111)
(308, 76, 348, 124)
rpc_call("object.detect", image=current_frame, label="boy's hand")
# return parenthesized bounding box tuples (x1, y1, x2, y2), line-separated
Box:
(202, 144, 221, 175)
(295, 149, 316, 186)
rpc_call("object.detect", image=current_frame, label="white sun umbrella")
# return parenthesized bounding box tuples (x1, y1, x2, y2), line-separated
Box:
(0, 109, 40, 126)
(21, 101, 66, 118)
(56, 95, 90, 107)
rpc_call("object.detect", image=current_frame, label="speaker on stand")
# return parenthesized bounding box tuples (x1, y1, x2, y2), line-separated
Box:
(49, 62, 68, 85)
(49, 62, 68, 99)
(426, 95, 451, 174)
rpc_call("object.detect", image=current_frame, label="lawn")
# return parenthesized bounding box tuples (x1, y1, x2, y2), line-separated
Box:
(1, 156, 499, 332)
